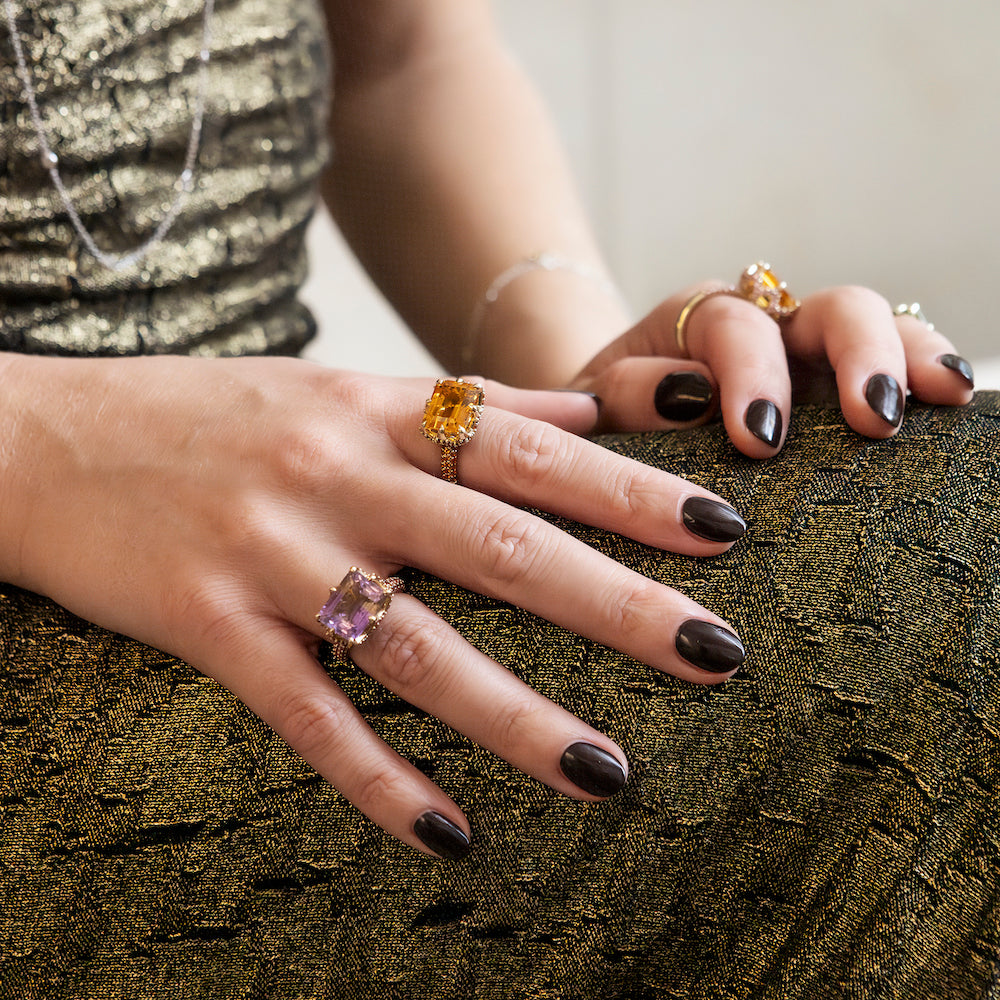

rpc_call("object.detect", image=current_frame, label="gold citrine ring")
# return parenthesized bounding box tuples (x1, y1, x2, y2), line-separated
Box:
(420, 378, 485, 483)
(674, 261, 801, 356)
(736, 261, 800, 321)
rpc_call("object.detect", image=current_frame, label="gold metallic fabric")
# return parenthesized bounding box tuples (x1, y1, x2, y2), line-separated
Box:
(2, 396, 999, 998)
(0, 0, 329, 356)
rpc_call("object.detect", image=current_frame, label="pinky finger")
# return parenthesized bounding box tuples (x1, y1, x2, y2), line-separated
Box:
(211, 629, 473, 860)
(895, 310, 976, 405)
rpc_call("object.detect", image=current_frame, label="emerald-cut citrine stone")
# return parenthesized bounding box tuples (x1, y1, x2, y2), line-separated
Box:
(739, 262, 799, 315)
(421, 379, 484, 446)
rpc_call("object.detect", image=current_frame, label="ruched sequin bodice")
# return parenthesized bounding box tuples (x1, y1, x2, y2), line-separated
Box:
(0, 0, 329, 356)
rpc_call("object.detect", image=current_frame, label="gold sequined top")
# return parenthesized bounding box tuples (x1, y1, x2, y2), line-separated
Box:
(0, 0, 330, 356)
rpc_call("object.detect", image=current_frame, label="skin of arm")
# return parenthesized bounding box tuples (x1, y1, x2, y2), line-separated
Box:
(320, 0, 631, 388)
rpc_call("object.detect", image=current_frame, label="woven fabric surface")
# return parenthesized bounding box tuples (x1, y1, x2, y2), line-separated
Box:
(2, 395, 998, 999)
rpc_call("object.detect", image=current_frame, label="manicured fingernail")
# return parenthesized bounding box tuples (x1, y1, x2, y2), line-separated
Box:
(414, 812, 472, 861)
(938, 354, 975, 388)
(864, 373, 903, 427)
(560, 742, 627, 797)
(682, 496, 746, 542)
(654, 372, 713, 422)
(675, 620, 745, 674)
(745, 398, 782, 448)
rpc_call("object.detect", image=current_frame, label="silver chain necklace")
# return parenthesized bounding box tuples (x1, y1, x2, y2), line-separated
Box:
(3, 0, 216, 272)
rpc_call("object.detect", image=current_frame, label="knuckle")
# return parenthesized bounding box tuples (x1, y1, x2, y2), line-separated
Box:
(270, 425, 334, 495)
(708, 294, 760, 326)
(224, 496, 282, 555)
(274, 688, 352, 762)
(605, 465, 660, 527)
(502, 419, 564, 486)
(484, 695, 546, 759)
(352, 764, 407, 816)
(164, 578, 248, 654)
(476, 510, 547, 588)
(376, 615, 452, 696)
(614, 579, 664, 636)
(823, 285, 891, 320)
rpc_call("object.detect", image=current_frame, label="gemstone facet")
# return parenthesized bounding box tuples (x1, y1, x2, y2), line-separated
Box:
(738, 261, 799, 318)
(421, 379, 484, 447)
(317, 568, 393, 645)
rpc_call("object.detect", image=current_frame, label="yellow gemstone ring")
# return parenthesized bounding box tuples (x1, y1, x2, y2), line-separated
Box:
(420, 378, 485, 483)
(736, 261, 800, 321)
(674, 261, 801, 356)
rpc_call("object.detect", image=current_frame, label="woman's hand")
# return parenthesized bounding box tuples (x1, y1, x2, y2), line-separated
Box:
(0, 354, 746, 859)
(569, 278, 975, 458)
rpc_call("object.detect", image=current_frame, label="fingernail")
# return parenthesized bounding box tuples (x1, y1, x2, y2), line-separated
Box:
(864, 373, 904, 427)
(682, 496, 746, 542)
(654, 372, 714, 422)
(560, 742, 627, 797)
(552, 389, 603, 414)
(675, 620, 745, 674)
(938, 354, 975, 388)
(414, 811, 472, 861)
(745, 398, 782, 448)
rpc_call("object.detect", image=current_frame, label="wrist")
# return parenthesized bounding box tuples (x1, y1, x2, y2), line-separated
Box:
(466, 265, 632, 388)
(0, 352, 43, 586)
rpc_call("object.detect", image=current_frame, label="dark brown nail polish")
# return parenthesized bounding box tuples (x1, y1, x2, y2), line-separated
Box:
(864, 373, 904, 427)
(939, 354, 975, 388)
(560, 742, 627, 797)
(675, 620, 745, 674)
(654, 372, 713, 422)
(745, 398, 782, 448)
(414, 812, 472, 861)
(682, 496, 746, 542)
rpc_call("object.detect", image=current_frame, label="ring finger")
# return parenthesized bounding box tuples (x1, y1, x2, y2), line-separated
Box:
(351, 593, 630, 801)
(243, 582, 630, 859)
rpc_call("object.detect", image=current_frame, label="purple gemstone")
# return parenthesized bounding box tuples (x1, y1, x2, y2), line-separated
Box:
(318, 569, 391, 643)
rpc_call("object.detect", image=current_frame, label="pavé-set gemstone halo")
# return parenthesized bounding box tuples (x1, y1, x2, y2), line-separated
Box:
(421, 378, 484, 447)
(317, 568, 405, 654)
(737, 261, 800, 320)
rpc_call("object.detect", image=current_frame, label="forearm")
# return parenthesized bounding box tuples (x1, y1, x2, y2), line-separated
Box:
(320, 0, 629, 387)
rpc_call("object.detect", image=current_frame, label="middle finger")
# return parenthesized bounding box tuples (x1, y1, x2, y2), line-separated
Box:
(391, 399, 746, 681)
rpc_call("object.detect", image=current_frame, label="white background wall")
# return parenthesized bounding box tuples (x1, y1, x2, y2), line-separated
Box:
(303, 0, 1000, 387)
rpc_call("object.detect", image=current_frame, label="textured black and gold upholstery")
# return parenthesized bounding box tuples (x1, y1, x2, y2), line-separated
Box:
(3, 396, 998, 999)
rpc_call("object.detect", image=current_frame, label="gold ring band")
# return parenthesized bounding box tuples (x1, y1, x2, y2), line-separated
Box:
(674, 261, 801, 356)
(674, 288, 737, 356)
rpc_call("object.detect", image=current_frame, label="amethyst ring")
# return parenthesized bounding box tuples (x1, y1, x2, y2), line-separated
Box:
(317, 567, 406, 659)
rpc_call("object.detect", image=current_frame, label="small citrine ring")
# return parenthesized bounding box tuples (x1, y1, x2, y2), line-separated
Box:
(674, 262, 801, 356)
(420, 377, 485, 483)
